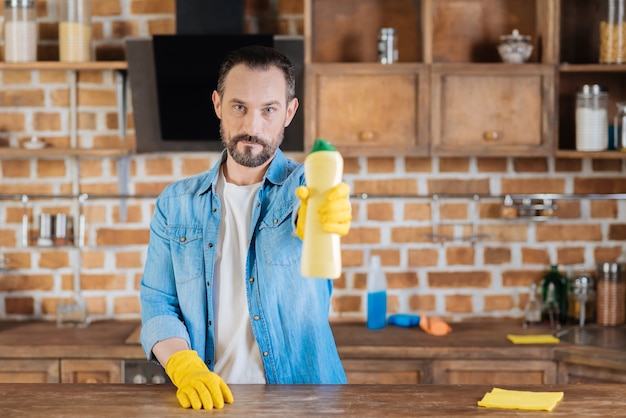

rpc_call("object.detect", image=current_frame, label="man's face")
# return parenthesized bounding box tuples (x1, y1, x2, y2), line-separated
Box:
(212, 64, 298, 167)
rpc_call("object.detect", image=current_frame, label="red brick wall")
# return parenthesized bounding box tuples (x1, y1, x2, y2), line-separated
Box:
(0, 1, 625, 323)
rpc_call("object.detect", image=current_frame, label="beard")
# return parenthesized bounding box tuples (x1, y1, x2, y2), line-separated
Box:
(221, 126, 283, 168)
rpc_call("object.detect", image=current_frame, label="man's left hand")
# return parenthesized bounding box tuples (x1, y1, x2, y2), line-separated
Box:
(295, 183, 352, 239)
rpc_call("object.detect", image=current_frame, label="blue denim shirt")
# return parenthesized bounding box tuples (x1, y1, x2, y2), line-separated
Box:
(140, 149, 347, 384)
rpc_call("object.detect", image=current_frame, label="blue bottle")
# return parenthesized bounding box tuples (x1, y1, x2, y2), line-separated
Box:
(366, 256, 387, 330)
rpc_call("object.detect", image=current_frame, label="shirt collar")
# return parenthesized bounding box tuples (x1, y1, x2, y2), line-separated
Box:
(197, 148, 290, 195)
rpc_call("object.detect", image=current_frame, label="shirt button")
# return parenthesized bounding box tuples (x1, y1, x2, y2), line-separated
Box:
(249, 277, 254, 283)
(206, 360, 211, 365)
(208, 321, 212, 326)
(253, 315, 259, 321)
(208, 243, 213, 248)
(212, 208, 217, 213)
(180, 237, 186, 242)
(273, 219, 278, 224)
(262, 352, 268, 357)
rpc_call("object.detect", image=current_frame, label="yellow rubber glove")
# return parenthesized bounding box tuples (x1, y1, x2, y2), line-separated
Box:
(295, 182, 352, 240)
(165, 350, 234, 410)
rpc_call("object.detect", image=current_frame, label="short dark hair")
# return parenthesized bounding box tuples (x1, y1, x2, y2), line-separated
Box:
(216, 45, 296, 103)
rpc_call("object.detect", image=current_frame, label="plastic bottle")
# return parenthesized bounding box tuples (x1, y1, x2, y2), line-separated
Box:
(300, 139, 344, 279)
(366, 255, 387, 330)
(541, 265, 568, 326)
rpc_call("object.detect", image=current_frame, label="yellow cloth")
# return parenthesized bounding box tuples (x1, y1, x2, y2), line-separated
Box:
(478, 388, 564, 411)
(507, 334, 560, 344)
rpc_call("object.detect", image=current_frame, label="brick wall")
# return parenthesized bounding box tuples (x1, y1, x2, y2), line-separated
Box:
(0, 0, 625, 323)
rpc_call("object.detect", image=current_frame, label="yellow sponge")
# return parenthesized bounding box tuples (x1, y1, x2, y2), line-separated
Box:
(478, 388, 564, 411)
(507, 334, 560, 344)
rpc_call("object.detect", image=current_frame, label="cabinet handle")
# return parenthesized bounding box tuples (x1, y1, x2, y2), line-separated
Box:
(483, 131, 501, 142)
(358, 131, 376, 142)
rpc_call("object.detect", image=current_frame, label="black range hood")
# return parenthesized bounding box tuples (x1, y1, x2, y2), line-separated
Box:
(126, 1, 304, 153)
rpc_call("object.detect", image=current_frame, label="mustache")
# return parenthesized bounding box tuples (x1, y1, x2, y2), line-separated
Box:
(232, 134, 265, 145)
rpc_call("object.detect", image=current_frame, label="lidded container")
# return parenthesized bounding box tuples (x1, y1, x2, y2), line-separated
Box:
(58, 0, 92, 62)
(615, 102, 626, 151)
(377, 28, 398, 64)
(4, 0, 37, 62)
(596, 262, 625, 326)
(600, 0, 626, 64)
(575, 84, 608, 152)
(497, 29, 533, 63)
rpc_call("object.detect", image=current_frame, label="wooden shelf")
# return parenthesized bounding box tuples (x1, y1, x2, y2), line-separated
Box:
(0, 147, 134, 158)
(560, 64, 626, 73)
(555, 150, 626, 159)
(0, 61, 127, 71)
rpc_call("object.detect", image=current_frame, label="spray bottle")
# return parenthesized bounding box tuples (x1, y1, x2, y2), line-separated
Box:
(301, 139, 343, 279)
(367, 255, 387, 329)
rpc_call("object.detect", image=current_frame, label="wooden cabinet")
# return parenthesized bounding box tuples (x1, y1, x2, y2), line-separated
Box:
(0, 359, 59, 383)
(305, 0, 558, 157)
(306, 0, 626, 158)
(432, 359, 557, 385)
(558, 362, 626, 384)
(430, 64, 554, 156)
(556, 0, 626, 158)
(342, 359, 431, 384)
(60, 359, 122, 383)
(305, 63, 429, 156)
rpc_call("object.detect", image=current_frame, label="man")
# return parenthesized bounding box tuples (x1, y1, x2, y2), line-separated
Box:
(140, 45, 352, 410)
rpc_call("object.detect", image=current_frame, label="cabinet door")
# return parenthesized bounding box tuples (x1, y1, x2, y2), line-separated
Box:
(558, 362, 626, 384)
(432, 359, 557, 384)
(431, 64, 555, 156)
(342, 359, 431, 384)
(306, 63, 429, 156)
(0, 359, 59, 383)
(61, 359, 122, 383)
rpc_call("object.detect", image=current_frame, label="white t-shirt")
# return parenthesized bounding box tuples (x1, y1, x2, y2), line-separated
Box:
(213, 168, 266, 383)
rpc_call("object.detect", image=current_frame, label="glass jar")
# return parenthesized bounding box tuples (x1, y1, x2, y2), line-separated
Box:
(596, 262, 625, 326)
(377, 28, 397, 64)
(576, 84, 609, 152)
(4, 0, 37, 62)
(615, 102, 626, 151)
(58, 0, 92, 62)
(600, 0, 626, 64)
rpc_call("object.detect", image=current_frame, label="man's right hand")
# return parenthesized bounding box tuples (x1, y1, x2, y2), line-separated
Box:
(165, 350, 234, 409)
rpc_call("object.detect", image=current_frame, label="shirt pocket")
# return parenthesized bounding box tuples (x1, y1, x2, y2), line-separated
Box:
(259, 203, 300, 266)
(166, 225, 204, 284)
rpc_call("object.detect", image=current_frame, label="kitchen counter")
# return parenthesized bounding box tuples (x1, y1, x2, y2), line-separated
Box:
(0, 320, 144, 359)
(0, 319, 625, 382)
(0, 383, 624, 417)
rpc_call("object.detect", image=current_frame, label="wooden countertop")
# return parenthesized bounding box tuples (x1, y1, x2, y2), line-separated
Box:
(0, 383, 623, 417)
(0, 320, 144, 359)
(0, 319, 624, 369)
(332, 320, 559, 359)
